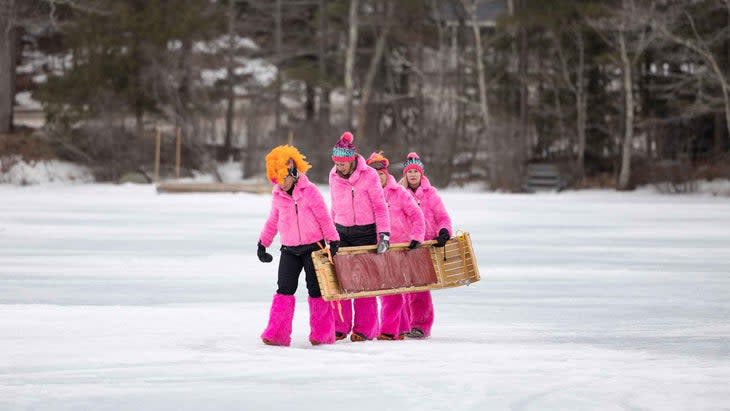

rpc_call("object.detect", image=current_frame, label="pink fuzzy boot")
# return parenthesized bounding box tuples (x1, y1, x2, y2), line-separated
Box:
(334, 299, 353, 340)
(351, 297, 380, 341)
(308, 296, 336, 345)
(407, 291, 433, 338)
(399, 293, 412, 338)
(261, 294, 295, 346)
(378, 294, 404, 340)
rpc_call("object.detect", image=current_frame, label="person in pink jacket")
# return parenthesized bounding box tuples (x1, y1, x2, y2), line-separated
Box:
(329, 132, 391, 342)
(257, 145, 340, 347)
(400, 152, 453, 339)
(366, 152, 425, 340)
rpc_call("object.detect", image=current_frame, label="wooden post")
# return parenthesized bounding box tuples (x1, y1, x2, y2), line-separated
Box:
(175, 127, 181, 179)
(287, 130, 293, 145)
(154, 127, 161, 182)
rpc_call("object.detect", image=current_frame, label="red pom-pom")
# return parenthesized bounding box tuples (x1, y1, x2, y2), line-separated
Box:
(341, 132, 354, 143)
(407, 151, 420, 160)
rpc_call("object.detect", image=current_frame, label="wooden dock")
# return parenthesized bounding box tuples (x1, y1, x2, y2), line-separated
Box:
(156, 181, 271, 194)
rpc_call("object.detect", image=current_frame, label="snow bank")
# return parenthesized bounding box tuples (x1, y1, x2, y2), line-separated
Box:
(216, 159, 243, 182)
(635, 179, 730, 197)
(193, 36, 259, 54)
(200, 59, 277, 87)
(14, 91, 42, 110)
(0, 156, 94, 185)
(697, 179, 730, 196)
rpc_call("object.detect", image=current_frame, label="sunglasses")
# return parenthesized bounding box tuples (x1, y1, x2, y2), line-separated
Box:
(369, 161, 387, 170)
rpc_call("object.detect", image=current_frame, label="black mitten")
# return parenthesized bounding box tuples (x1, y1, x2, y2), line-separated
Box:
(257, 241, 273, 263)
(329, 240, 340, 257)
(434, 228, 450, 248)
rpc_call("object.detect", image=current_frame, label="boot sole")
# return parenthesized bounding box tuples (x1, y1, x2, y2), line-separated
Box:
(377, 333, 404, 341)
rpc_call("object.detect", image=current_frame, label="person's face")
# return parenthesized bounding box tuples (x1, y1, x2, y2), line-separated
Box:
(335, 161, 353, 175)
(278, 175, 295, 191)
(406, 169, 421, 187)
(377, 170, 387, 187)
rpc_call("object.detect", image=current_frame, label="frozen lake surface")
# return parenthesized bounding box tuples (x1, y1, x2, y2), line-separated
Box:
(1, 184, 729, 410)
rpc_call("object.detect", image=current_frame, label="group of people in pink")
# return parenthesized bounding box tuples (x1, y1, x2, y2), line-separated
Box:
(257, 131, 453, 346)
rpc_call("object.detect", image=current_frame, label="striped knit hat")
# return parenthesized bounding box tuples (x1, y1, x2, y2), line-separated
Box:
(366, 151, 389, 173)
(332, 132, 357, 162)
(402, 152, 424, 175)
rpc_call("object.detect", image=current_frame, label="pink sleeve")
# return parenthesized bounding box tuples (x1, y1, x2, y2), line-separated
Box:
(429, 190, 452, 236)
(259, 203, 279, 247)
(329, 174, 337, 222)
(403, 190, 426, 242)
(368, 175, 391, 234)
(311, 188, 340, 242)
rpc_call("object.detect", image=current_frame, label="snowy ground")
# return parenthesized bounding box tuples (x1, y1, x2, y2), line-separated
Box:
(1, 184, 729, 410)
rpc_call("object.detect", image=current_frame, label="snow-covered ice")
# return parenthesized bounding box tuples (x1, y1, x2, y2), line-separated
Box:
(1, 185, 729, 410)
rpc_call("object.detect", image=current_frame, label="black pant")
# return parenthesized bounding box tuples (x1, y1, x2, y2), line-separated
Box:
(277, 241, 324, 298)
(335, 223, 377, 247)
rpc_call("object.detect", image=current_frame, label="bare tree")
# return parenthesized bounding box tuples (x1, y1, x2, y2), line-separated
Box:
(344, 0, 359, 130)
(650, 0, 730, 140)
(0, 0, 17, 134)
(549, 14, 588, 179)
(223, 0, 236, 158)
(462, 0, 497, 187)
(588, 0, 656, 190)
(355, 0, 393, 140)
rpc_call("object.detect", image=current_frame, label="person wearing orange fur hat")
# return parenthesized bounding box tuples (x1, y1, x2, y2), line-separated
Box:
(258, 145, 340, 346)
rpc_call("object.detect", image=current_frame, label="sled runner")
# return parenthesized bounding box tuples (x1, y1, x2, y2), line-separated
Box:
(312, 232, 480, 301)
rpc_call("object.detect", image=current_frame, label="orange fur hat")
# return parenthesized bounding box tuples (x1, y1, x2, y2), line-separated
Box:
(265, 145, 312, 184)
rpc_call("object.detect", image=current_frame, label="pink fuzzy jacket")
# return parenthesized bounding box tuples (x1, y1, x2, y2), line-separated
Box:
(259, 174, 339, 247)
(407, 175, 452, 239)
(383, 174, 425, 243)
(329, 154, 391, 234)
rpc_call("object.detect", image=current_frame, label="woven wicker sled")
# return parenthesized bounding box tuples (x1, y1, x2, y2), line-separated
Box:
(312, 232, 480, 301)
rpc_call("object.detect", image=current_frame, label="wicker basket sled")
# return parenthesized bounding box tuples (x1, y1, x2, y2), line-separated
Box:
(312, 231, 480, 301)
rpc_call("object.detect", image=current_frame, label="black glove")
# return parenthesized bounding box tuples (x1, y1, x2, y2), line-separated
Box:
(434, 228, 450, 248)
(408, 240, 420, 249)
(329, 240, 340, 257)
(377, 232, 390, 254)
(257, 241, 273, 263)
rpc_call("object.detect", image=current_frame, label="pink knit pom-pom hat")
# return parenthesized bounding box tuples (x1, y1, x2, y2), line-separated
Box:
(332, 131, 357, 162)
(402, 152, 424, 175)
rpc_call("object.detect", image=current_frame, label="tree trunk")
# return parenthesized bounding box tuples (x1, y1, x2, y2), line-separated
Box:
(518, 1, 528, 149)
(0, 1, 16, 134)
(517, 1, 528, 188)
(344, 0, 359, 131)
(224, 0, 236, 157)
(469, 8, 495, 186)
(714, 112, 725, 155)
(305, 82, 315, 121)
(575, 33, 587, 179)
(356, 3, 391, 140)
(618, 30, 634, 190)
(317, 0, 330, 128)
(244, 98, 259, 178)
(274, 0, 282, 131)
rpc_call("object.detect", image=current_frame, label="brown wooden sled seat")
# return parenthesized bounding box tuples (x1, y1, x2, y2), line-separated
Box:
(312, 232, 480, 301)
